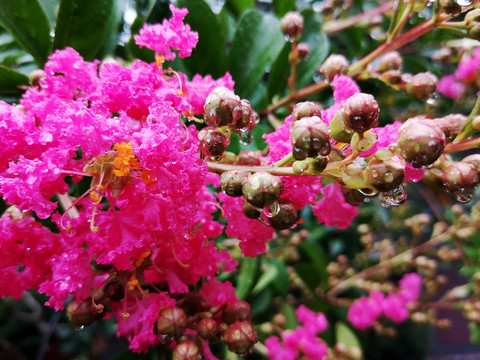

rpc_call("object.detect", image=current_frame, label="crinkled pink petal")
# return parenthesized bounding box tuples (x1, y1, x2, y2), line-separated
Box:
(437, 75, 465, 99)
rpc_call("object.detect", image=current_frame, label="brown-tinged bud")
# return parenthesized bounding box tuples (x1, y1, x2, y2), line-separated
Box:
(182, 293, 210, 315)
(396, 117, 446, 168)
(406, 72, 438, 99)
(462, 154, 480, 176)
(236, 150, 261, 166)
(223, 321, 257, 354)
(67, 297, 105, 327)
(197, 318, 219, 341)
(378, 51, 403, 72)
(435, 114, 467, 141)
(220, 170, 249, 197)
(243, 171, 284, 208)
(364, 157, 405, 192)
(234, 99, 257, 132)
(340, 93, 380, 133)
(341, 187, 366, 206)
(242, 200, 262, 219)
(466, 9, 480, 41)
(296, 43, 310, 60)
(290, 116, 331, 160)
(222, 300, 251, 325)
(199, 129, 230, 158)
(318, 54, 349, 82)
(280, 12, 304, 40)
(29, 69, 45, 89)
(440, 0, 461, 17)
(381, 70, 403, 85)
(350, 130, 378, 153)
(103, 280, 124, 301)
(172, 340, 202, 360)
(432, 47, 452, 65)
(157, 307, 188, 339)
(442, 162, 479, 193)
(217, 151, 236, 164)
(204, 87, 242, 127)
(292, 101, 322, 122)
(268, 200, 298, 230)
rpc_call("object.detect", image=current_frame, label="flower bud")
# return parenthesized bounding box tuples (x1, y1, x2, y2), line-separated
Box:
(440, 0, 461, 17)
(234, 99, 256, 132)
(157, 307, 188, 339)
(397, 118, 446, 168)
(29, 69, 45, 89)
(204, 87, 242, 127)
(341, 187, 366, 206)
(242, 200, 262, 219)
(243, 171, 284, 208)
(406, 72, 437, 99)
(268, 200, 298, 230)
(199, 129, 230, 158)
(432, 48, 452, 65)
(381, 70, 403, 85)
(443, 162, 479, 193)
(318, 54, 349, 82)
(67, 297, 105, 327)
(172, 340, 202, 360)
(330, 111, 353, 142)
(290, 116, 331, 160)
(296, 43, 310, 60)
(435, 114, 467, 141)
(364, 157, 405, 192)
(350, 130, 378, 153)
(340, 93, 380, 133)
(378, 51, 403, 72)
(220, 170, 249, 197)
(341, 159, 369, 189)
(222, 300, 251, 325)
(236, 150, 261, 166)
(462, 154, 480, 176)
(280, 12, 304, 40)
(412, 0, 429, 13)
(466, 9, 480, 40)
(223, 321, 257, 354)
(292, 101, 322, 122)
(197, 318, 219, 341)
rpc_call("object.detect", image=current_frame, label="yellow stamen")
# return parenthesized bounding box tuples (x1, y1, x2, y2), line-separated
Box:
(127, 276, 139, 292)
(113, 142, 139, 177)
(134, 250, 152, 267)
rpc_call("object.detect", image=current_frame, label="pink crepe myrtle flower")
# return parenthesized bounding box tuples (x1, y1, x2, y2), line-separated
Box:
(437, 75, 466, 99)
(347, 291, 384, 330)
(134, 5, 199, 61)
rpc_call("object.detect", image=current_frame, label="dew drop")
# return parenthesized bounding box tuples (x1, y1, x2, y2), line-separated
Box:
(380, 184, 407, 207)
(358, 188, 378, 197)
(239, 131, 253, 145)
(455, 192, 473, 203)
(270, 202, 281, 217)
(457, 0, 473, 6)
(284, 35, 295, 42)
(313, 73, 323, 83)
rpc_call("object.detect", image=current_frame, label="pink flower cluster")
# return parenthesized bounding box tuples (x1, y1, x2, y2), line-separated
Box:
(437, 47, 480, 99)
(265, 305, 329, 360)
(347, 273, 422, 330)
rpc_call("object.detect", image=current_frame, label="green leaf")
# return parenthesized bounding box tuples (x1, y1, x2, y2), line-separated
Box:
(97, 0, 127, 58)
(296, 9, 329, 90)
(267, 42, 291, 102)
(0, 0, 52, 65)
(282, 303, 299, 330)
(0, 65, 30, 94)
(293, 263, 321, 291)
(251, 258, 288, 296)
(273, 0, 295, 17)
(336, 321, 361, 348)
(235, 256, 259, 299)
(39, 0, 60, 29)
(225, 0, 254, 17)
(53, 0, 115, 60)
(177, 0, 226, 78)
(270, 258, 289, 296)
(227, 9, 284, 102)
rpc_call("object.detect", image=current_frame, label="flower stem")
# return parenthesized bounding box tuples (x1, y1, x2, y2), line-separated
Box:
(387, 1, 414, 41)
(444, 137, 480, 153)
(454, 94, 480, 142)
(274, 152, 295, 167)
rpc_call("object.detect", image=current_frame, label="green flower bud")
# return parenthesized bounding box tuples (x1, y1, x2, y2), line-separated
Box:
(443, 162, 479, 193)
(268, 200, 298, 230)
(67, 297, 105, 327)
(318, 54, 349, 82)
(236, 150, 261, 166)
(351, 130, 378, 153)
(330, 111, 353, 142)
(199, 129, 230, 158)
(280, 12, 304, 40)
(292, 101, 322, 122)
(341, 159, 369, 189)
(378, 51, 403, 72)
(290, 116, 331, 160)
(406, 72, 437, 99)
(340, 93, 380, 133)
(243, 172, 284, 208)
(364, 157, 405, 192)
(222, 300, 251, 325)
(220, 170, 249, 197)
(412, 0, 429, 12)
(204, 87, 242, 127)
(440, 0, 461, 17)
(466, 9, 480, 40)
(223, 321, 257, 355)
(172, 340, 202, 360)
(396, 117, 446, 168)
(157, 307, 188, 339)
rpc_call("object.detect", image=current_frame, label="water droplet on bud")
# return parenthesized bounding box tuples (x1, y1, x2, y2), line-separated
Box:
(457, 0, 473, 6)
(357, 188, 378, 197)
(239, 131, 253, 145)
(380, 184, 407, 207)
(455, 192, 473, 203)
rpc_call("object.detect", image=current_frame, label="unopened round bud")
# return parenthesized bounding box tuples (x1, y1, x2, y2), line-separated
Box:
(221, 170, 249, 197)
(292, 101, 322, 122)
(280, 12, 304, 39)
(199, 129, 230, 158)
(413, 0, 429, 12)
(465, 9, 480, 40)
(406, 72, 437, 99)
(223, 321, 257, 354)
(243, 171, 284, 208)
(318, 54, 349, 82)
(350, 130, 378, 153)
(157, 307, 187, 339)
(364, 157, 405, 192)
(396, 117, 446, 168)
(204, 87, 242, 127)
(330, 111, 353, 142)
(443, 162, 479, 193)
(234, 99, 256, 132)
(291, 116, 331, 160)
(172, 340, 202, 360)
(296, 43, 310, 60)
(462, 154, 480, 176)
(440, 0, 461, 17)
(29, 69, 45, 89)
(378, 51, 403, 72)
(432, 48, 452, 64)
(197, 318, 219, 341)
(222, 300, 251, 325)
(242, 200, 262, 219)
(236, 151, 261, 166)
(268, 200, 298, 230)
(381, 70, 403, 85)
(67, 297, 105, 327)
(435, 114, 467, 141)
(341, 187, 367, 206)
(340, 93, 380, 133)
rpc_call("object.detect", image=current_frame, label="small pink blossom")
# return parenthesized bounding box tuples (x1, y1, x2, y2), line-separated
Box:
(347, 291, 384, 330)
(437, 75, 465, 99)
(382, 293, 409, 323)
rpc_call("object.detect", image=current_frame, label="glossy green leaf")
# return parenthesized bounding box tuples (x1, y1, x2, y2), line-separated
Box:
(336, 321, 361, 348)
(0, 65, 30, 94)
(225, 0, 254, 17)
(251, 259, 288, 295)
(267, 42, 290, 102)
(271, 258, 289, 296)
(177, 0, 226, 78)
(97, 0, 127, 58)
(227, 9, 284, 101)
(273, 0, 295, 17)
(53, 0, 115, 60)
(293, 263, 321, 291)
(282, 303, 299, 330)
(296, 8, 329, 90)
(0, 0, 52, 65)
(236, 256, 258, 299)
(39, 0, 60, 29)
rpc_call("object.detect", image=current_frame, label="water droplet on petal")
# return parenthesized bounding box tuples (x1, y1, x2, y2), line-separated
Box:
(239, 131, 253, 145)
(380, 184, 407, 207)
